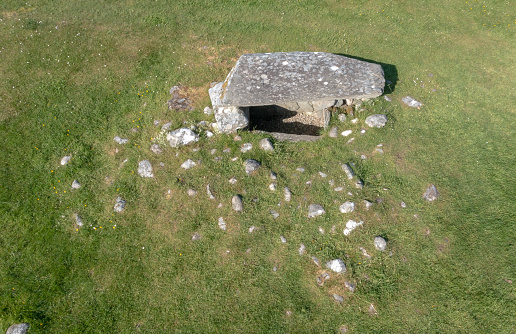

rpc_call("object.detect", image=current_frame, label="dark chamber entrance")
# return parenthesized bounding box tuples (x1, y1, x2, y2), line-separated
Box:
(248, 105, 324, 136)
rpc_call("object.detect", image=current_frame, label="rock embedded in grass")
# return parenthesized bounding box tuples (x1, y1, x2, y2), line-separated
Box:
(341, 163, 355, 179)
(6, 323, 30, 334)
(284, 187, 292, 202)
(365, 114, 388, 128)
(270, 210, 280, 219)
(240, 143, 253, 152)
(402, 96, 423, 108)
(338, 114, 347, 122)
(344, 281, 356, 293)
(232, 195, 243, 212)
(339, 201, 355, 213)
(60, 156, 71, 166)
(326, 259, 346, 273)
(244, 159, 261, 174)
(73, 213, 83, 227)
(167, 128, 199, 147)
(298, 243, 306, 255)
(280, 236, 287, 243)
(187, 189, 197, 196)
(333, 294, 344, 303)
(137, 160, 154, 177)
(150, 144, 163, 154)
(328, 126, 338, 138)
(308, 204, 325, 218)
(71, 180, 81, 189)
(343, 220, 363, 235)
(191, 232, 201, 241)
(180, 159, 196, 170)
(374, 236, 387, 251)
(114, 197, 126, 212)
(218, 217, 226, 230)
(207, 184, 215, 199)
(423, 184, 440, 201)
(341, 130, 352, 137)
(259, 138, 274, 151)
(113, 136, 129, 144)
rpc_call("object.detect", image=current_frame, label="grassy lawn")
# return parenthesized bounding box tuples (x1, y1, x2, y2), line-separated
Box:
(1, 0, 514, 332)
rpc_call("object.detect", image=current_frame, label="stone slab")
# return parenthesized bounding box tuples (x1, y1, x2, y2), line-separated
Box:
(216, 52, 384, 107)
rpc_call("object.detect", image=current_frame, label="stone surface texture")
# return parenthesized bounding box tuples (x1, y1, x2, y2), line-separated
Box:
(326, 259, 346, 273)
(167, 128, 199, 147)
(365, 114, 388, 128)
(423, 184, 440, 201)
(308, 204, 325, 218)
(137, 160, 154, 178)
(215, 52, 384, 107)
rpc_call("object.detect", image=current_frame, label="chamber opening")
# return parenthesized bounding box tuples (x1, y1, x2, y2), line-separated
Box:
(248, 105, 324, 136)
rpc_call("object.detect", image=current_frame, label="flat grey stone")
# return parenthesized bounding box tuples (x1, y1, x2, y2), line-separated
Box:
(60, 155, 71, 166)
(248, 225, 257, 233)
(333, 294, 344, 303)
(374, 236, 387, 251)
(344, 281, 356, 293)
(280, 236, 287, 243)
(365, 114, 388, 128)
(270, 171, 277, 180)
(267, 132, 321, 142)
(423, 184, 440, 201)
(363, 200, 373, 210)
(298, 243, 306, 255)
(259, 138, 274, 151)
(203, 106, 213, 115)
(402, 96, 423, 108)
(343, 220, 363, 235)
(342, 163, 355, 179)
(153, 119, 161, 126)
(180, 159, 196, 170)
(187, 189, 197, 196)
(150, 144, 163, 154)
(359, 247, 371, 259)
(338, 113, 347, 122)
(244, 159, 261, 174)
(326, 259, 346, 273)
(341, 129, 352, 137)
(138, 160, 154, 177)
(214, 106, 249, 134)
(6, 323, 30, 334)
(270, 210, 280, 219)
(400, 201, 406, 208)
(268, 183, 277, 191)
(207, 184, 215, 200)
(71, 180, 81, 189)
(339, 201, 355, 213)
(384, 95, 392, 102)
(114, 197, 126, 212)
(73, 213, 83, 227)
(218, 217, 226, 230)
(114, 136, 129, 144)
(284, 187, 292, 202)
(232, 195, 243, 212)
(328, 126, 338, 138)
(216, 52, 384, 107)
(161, 122, 172, 131)
(167, 128, 199, 147)
(308, 204, 325, 218)
(192, 232, 201, 241)
(209, 82, 224, 107)
(312, 256, 321, 267)
(240, 143, 253, 153)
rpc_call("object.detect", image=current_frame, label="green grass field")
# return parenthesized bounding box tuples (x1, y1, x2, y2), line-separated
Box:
(1, 0, 514, 332)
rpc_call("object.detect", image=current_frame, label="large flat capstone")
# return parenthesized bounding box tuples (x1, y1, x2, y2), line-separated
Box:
(214, 52, 385, 107)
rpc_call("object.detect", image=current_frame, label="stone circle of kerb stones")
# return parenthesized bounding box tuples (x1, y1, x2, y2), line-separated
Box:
(209, 52, 385, 134)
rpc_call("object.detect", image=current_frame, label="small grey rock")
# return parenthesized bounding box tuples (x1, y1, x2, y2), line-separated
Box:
(218, 217, 227, 230)
(268, 183, 277, 191)
(259, 138, 274, 151)
(114, 136, 129, 144)
(384, 95, 392, 102)
(341, 129, 352, 137)
(400, 201, 406, 208)
(280, 236, 287, 243)
(73, 213, 83, 227)
(318, 171, 327, 178)
(333, 294, 344, 303)
(342, 163, 355, 179)
(153, 119, 161, 126)
(187, 189, 197, 196)
(192, 232, 201, 241)
(338, 113, 347, 122)
(223, 148, 231, 153)
(138, 160, 154, 178)
(203, 106, 213, 115)
(161, 122, 172, 131)
(270, 210, 280, 219)
(71, 180, 81, 189)
(167, 128, 199, 147)
(229, 177, 238, 184)
(343, 220, 363, 236)
(240, 143, 253, 153)
(326, 259, 346, 273)
(364, 200, 373, 210)
(244, 159, 261, 175)
(423, 184, 440, 201)
(328, 126, 338, 138)
(308, 204, 325, 218)
(365, 114, 388, 128)
(374, 236, 387, 251)
(344, 281, 356, 293)
(270, 171, 277, 180)
(284, 187, 292, 202)
(248, 225, 256, 233)
(114, 196, 126, 212)
(150, 144, 163, 154)
(296, 167, 305, 172)
(180, 159, 196, 170)
(207, 184, 215, 200)
(311, 256, 320, 267)
(298, 243, 306, 255)
(6, 323, 30, 334)
(402, 96, 423, 108)
(359, 246, 371, 259)
(232, 195, 243, 212)
(60, 155, 71, 166)
(339, 201, 355, 213)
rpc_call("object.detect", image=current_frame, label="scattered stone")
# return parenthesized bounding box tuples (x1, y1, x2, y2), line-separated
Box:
(73, 213, 83, 227)
(374, 236, 387, 251)
(375, 147, 384, 154)
(311, 256, 321, 267)
(402, 96, 423, 108)
(218, 217, 227, 230)
(333, 294, 344, 303)
(365, 114, 388, 128)
(114, 136, 129, 144)
(343, 220, 363, 235)
(359, 247, 371, 259)
(259, 138, 274, 151)
(338, 114, 347, 122)
(341, 130, 352, 137)
(150, 144, 163, 154)
(223, 148, 231, 153)
(318, 227, 325, 234)
(328, 126, 338, 138)
(308, 204, 325, 218)
(214, 106, 250, 133)
(305, 180, 312, 186)
(229, 177, 238, 184)
(344, 281, 356, 293)
(187, 189, 197, 196)
(339, 201, 355, 213)
(167, 128, 199, 147)
(231, 157, 238, 161)
(240, 143, 253, 152)
(114, 197, 126, 212)
(244, 159, 261, 174)
(400, 201, 406, 208)
(351, 118, 358, 124)
(298, 243, 306, 255)
(268, 183, 277, 191)
(130, 127, 139, 133)
(71, 180, 81, 189)
(60, 156, 71, 166)
(334, 187, 344, 192)
(346, 137, 355, 144)
(360, 154, 367, 160)
(270, 171, 277, 180)
(369, 303, 378, 315)
(326, 259, 346, 273)
(423, 184, 440, 201)
(296, 167, 305, 173)
(273, 266, 277, 272)
(137, 160, 154, 177)
(355, 179, 364, 189)
(180, 159, 196, 170)
(6, 323, 30, 334)
(192, 232, 201, 241)
(318, 171, 327, 178)
(280, 236, 287, 243)
(342, 163, 355, 179)
(248, 225, 257, 233)
(364, 200, 373, 210)
(232, 195, 243, 212)
(161, 122, 172, 131)
(207, 184, 215, 200)
(284, 187, 292, 202)
(376, 198, 384, 203)
(203, 106, 213, 115)
(384, 95, 392, 102)
(340, 325, 349, 333)
(270, 210, 280, 219)
(360, 129, 366, 134)
(206, 131, 214, 138)
(153, 119, 161, 126)
(210, 149, 217, 155)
